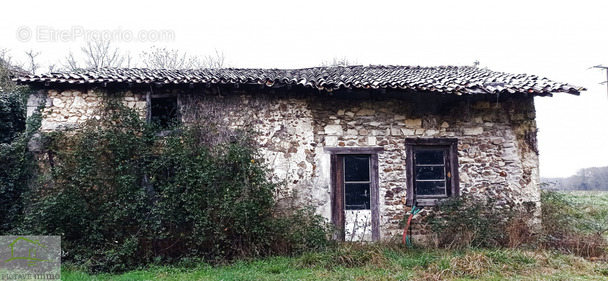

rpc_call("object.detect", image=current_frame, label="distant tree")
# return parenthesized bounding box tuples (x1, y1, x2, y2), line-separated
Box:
(0, 50, 15, 93)
(140, 46, 197, 69)
(320, 56, 357, 67)
(62, 51, 80, 71)
(0, 49, 24, 93)
(202, 49, 226, 69)
(542, 166, 608, 191)
(63, 40, 130, 70)
(24, 49, 41, 75)
(47, 63, 58, 73)
(140, 46, 226, 69)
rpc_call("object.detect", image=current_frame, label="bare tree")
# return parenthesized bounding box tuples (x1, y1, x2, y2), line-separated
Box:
(62, 40, 128, 70)
(60, 43, 226, 71)
(0, 49, 21, 93)
(62, 51, 80, 71)
(47, 63, 58, 73)
(81, 40, 127, 69)
(24, 49, 41, 75)
(0, 50, 13, 93)
(140, 46, 227, 69)
(124, 51, 134, 68)
(202, 49, 226, 69)
(320, 56, 357, 67)
(140, 46, 198, 69)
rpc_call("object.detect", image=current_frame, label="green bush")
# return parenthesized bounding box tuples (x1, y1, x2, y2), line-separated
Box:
(0, 91, 26, 144)
(21, 100, 331, 272)
(426, 194, 531, 249)
(414, 188, 607, 258)
(0, 89, 37, 234)
(0, 139, 35, 233)
(540, 190, 578, 236)
(269, 207, 335, 255)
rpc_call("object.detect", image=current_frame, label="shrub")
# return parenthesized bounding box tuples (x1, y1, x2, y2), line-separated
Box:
(0, 140, 35, 233)
(21, 99, 331, 272)
(426, 193, 533, 249)
(0, 89, 37, 234)
(269, 207, 335, 255)
(0, 91, 26, 144)
(423, 189, 607, 258)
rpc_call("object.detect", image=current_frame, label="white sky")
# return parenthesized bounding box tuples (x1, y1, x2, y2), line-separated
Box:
(1, 0, 607, 178)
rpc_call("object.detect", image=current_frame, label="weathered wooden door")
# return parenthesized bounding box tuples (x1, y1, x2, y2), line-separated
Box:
(331, 153, 380, 241)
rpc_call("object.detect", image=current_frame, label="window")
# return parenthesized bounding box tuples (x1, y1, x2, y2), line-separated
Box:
(325, 147, 383, 241)
(405, 138, 459, 206)
(343, 155, 371, 210)
(148, 96, 180, 129)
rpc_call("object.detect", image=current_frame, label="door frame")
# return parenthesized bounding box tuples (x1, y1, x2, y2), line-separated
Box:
(325, 147, 383, 241)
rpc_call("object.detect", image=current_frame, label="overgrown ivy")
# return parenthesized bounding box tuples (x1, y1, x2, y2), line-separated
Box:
(0, 87, 38, 234)
(18, 99, 332, 273)
(0, 90, 27, 144)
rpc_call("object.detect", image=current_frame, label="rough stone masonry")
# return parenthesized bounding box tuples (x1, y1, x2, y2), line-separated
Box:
(28, 86, 541, 242)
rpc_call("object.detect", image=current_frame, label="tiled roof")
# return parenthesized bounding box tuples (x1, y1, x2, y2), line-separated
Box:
(14, 65, 584, 96)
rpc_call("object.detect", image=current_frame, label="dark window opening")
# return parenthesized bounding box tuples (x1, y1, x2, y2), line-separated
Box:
(415, 148, 447, 196)
(344, 155, 371, 210)
(406, 138, 459, 206)
(150, 97, 180, 128)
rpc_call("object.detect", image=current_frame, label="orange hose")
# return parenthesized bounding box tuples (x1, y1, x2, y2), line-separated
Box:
(403, 211, 414, 246)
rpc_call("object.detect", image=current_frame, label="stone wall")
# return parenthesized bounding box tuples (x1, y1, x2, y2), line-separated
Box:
(30, 87, 541, 241)
(31, 89, 146, 131)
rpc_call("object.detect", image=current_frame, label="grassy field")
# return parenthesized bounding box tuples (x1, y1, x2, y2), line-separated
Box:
(558, 190, 608, 239)
(565, 190, 608, 208)
(61, 190, 608, 280)
(62, 247, 608, 280)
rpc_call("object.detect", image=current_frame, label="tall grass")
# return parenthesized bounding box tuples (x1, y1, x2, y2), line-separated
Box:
(61, 190, 608, 280)
(541, 189, 608, 258)
(62, 246, 608, 281)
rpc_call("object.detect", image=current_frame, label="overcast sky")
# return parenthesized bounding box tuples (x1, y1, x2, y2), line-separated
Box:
(1, 0, 607, 178)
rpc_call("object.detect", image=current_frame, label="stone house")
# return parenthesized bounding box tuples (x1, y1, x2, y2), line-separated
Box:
(16, 65, 583, 242)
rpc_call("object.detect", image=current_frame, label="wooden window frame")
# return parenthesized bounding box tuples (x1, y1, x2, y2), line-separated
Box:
(405, 138, 459, 207)
(343, 155, 372, 210)
(325, 147, 383, 241)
